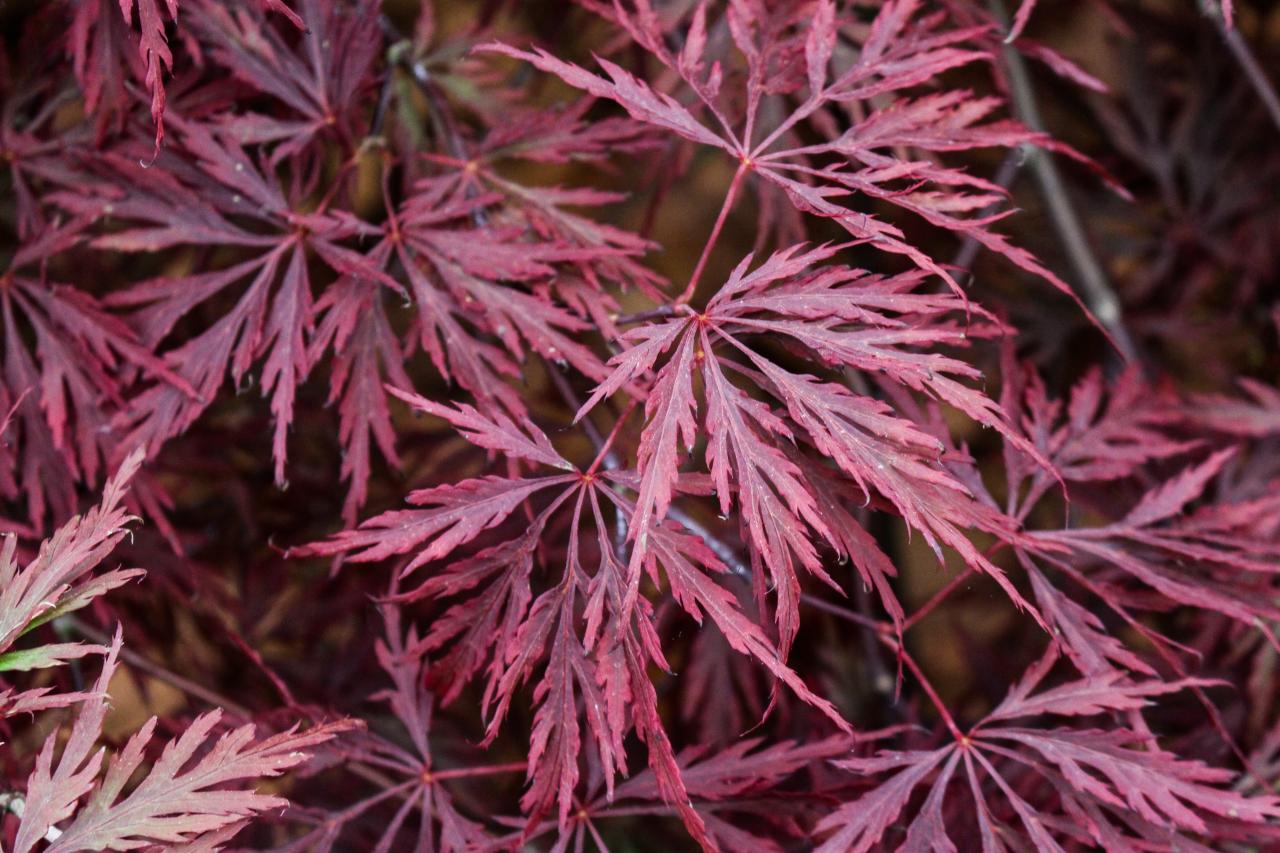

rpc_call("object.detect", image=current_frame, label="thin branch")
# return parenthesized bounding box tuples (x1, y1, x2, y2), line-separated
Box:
(369, 54, 398, 139)
(950, 146, 1027, 287)
(988, 0, 1140, 366)
(665, 505, 750, 580)
(65, 618, 408, 808)
(546, 364, 607, 454)
(67, 617, 253, 718)
(1200, 0, 1280, 134)
(611, 305, 676, 327)
(855, 582, 897, 696)
(799, 593, 885, 633)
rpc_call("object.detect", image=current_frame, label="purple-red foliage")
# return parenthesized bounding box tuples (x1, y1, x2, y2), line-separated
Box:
(1, 0, 1279, 850)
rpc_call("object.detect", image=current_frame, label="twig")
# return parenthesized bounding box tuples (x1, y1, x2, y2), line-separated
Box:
(903, 567, 978, 633)
(67, 617, 253, 718)
(854, 582, 896, 696)
(665, 506, 750, 580)
(380, 13, 488, 229)
(1200, 0, 1280, 134)
(610, 305, 677, 327)
(987, 0, 1140, 366)
(951, 146, 1027, 286)
(546, 365, 607, 453)
(800, 593, 885, 632)
(65, 618, 409, 806)
(369, 51, 399, 139)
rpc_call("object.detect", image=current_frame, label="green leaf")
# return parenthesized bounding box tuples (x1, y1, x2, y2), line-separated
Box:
(0, 642, 105, 672)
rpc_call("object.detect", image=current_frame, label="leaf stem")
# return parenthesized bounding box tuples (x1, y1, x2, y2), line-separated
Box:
(803, 593, 963, 739)
(678, 162, 749, 304)
(586, 399, 639, 476)
(892, 640, 965, 740)
(545, 362, 629, 553)
(432, 761, 528, 780)
(902, 566, 978, 633)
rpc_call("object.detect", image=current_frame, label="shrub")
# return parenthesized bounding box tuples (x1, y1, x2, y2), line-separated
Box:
(1, 0, 1279, 850)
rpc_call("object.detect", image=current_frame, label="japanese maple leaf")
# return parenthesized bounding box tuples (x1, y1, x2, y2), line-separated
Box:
(0, 273, 150, 524)
(0, 449, 144, 659)
(185, 0, 379, 167)
(299, 445, 643, 837)
(578, 244, 1049, 650)
(995, 342, 1195, 526)
(273, 600, 518, 852)
(307, 268, 413, 525)
(416, 97, 666, 303)
(298, 388, 850, 846)
(940, 358, 1280, 677)
(0, 46, 91, 240)
(678, 601, 775, 747)
(479, 0, 1095, 308)
(55, 118, 391, 486)
(901, 350, 1280, 682)
(1022, 448, 1280, 665)
(296, 165, 614, 503)
(296, 166, 603, 521)
(13, 632, 354, 853)
(0, 449, 144, 719)
(815, 644, 1280, 851)
(1191, 378, 1280, 438)
(512, 736, 853, 853)
(0, 217, 195, 525)
(1004, 355, 1192, 490)
(69, 0, 142, 142)
(389, 180, 610, 393)
(112, 0, 179, 152)
(74, 0, 303, 151)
